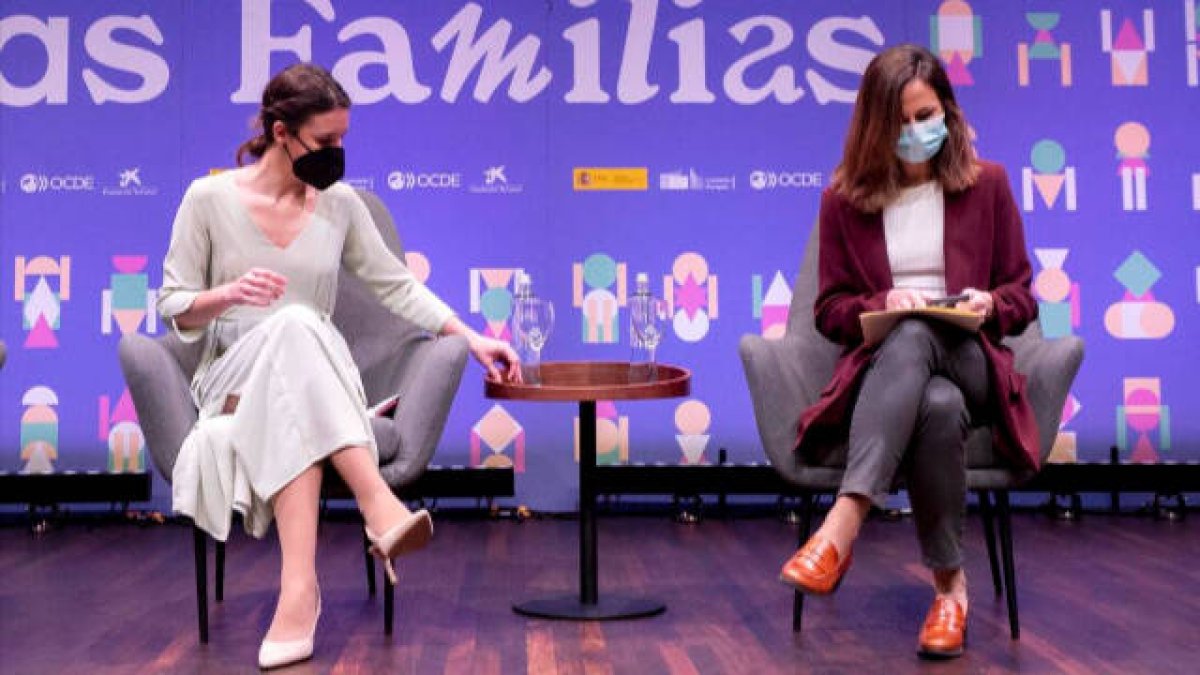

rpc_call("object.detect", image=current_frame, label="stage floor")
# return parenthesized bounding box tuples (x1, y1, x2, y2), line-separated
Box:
(2, 511, 1196, 673)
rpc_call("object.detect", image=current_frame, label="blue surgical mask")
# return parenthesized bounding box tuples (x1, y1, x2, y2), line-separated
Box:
(896, 114, 948, 164)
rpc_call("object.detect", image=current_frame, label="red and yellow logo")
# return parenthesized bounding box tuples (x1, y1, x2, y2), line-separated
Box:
(572, 167, 648, 191)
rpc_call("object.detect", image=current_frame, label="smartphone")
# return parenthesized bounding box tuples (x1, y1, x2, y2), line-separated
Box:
(926, 293, 970, 308)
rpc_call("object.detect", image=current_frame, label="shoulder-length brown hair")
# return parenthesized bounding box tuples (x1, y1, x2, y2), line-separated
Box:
(236, 63, 351, 166)
(831, 44, 978, 213)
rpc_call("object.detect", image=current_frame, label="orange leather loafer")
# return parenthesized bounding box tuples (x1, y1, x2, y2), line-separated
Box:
(779, 536, 852, 595)
(918, 596, 967, 659)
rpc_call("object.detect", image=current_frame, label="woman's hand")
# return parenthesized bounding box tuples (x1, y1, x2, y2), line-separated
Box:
(955, 287, 994, 318)
(885, 288, 928, 311)
(467, 333, 523, 383)
(223, 268, 287, 307)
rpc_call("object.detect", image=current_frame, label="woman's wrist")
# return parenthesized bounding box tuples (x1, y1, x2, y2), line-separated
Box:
(439, 315, 476, 340)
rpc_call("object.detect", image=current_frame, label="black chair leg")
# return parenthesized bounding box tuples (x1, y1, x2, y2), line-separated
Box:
(978, 490, 1003, 597)
(384, 572, 395, 636)
(792, 492, 815, 633)
(363, 529, 377, 597)
(995, 490, 1020, 640)
(192, 524, 209, 644)
(215, 540, 225, 603)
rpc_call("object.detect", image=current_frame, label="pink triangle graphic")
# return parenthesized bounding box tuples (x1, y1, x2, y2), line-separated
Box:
(480, 269, 515, 288)
(1131, 435, 1158, 463)
(1033, 174, 1065, 207)
(112, 389, 139, 423)
(25, 315, 58, 349)
(114, 309, 146, 336)
(946, 53, 974, 85)
(485, 321, 512, 341)
(1114, 19, 1144, 50)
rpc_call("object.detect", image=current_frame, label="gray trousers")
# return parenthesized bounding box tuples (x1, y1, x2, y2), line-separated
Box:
(842, 319, 989, 570)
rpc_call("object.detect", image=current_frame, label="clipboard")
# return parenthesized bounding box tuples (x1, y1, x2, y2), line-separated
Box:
(859, 307, 985, 347)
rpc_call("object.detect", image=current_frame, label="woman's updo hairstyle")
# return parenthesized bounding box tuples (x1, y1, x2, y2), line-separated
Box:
(235, 63, 351, 166)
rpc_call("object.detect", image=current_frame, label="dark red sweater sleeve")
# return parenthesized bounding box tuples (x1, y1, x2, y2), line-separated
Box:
(813, 189, 888, 345)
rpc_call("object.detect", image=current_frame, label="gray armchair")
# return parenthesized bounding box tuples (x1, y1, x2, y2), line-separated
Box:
(739, 225, 1083, 639)
(119, 189, 468, 642)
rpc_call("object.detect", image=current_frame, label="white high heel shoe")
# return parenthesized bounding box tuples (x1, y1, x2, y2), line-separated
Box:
(258, 589, 321, 670)
(365, 509, 434, 585)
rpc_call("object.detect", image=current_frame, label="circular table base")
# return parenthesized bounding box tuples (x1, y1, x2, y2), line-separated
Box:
(513, 595, 666, 621)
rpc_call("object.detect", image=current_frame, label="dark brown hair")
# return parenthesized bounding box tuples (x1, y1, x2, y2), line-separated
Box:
(236, 63, 351, 166)
(831, 44, 978, 213)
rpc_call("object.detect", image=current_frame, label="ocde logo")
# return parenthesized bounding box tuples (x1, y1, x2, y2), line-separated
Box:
(387, 171, 462, 191)
(19, 173, 95, 193)
(749, 170, 823, 190)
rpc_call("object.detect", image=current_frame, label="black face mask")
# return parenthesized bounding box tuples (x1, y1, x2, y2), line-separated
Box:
(287, 135, 344, 190)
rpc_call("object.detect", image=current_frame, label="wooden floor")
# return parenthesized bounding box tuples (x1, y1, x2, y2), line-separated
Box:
(1, 510, 1197, 674)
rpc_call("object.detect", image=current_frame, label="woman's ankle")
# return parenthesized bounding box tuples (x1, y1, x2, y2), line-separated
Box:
(932, 568, 968, 611)
(814, 495, 869, 555)
(278, 571, 319, 596)
(362, 492, 411, 535)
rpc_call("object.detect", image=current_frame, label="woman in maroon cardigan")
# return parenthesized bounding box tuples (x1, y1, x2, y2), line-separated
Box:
(779, 44, 1038, 659)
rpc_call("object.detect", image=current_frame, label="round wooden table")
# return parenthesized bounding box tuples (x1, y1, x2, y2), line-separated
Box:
(486, 361, 691, 620)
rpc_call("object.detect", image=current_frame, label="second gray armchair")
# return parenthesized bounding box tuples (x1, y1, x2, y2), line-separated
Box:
(739, 225, 1083, 639)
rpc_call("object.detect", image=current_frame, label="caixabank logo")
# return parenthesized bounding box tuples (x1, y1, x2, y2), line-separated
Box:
(101, 168, 160, 197)
(469, 165, 524, 194)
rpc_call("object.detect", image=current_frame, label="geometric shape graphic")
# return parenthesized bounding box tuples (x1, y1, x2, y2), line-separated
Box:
(469, 267, 525, 342)
(20, 385, 60, 474)
(664, 252, 718, 343)
(1048, 392, 1082, 463)
(98, 388, 145, 473)
(1106, 251, 1174, 339)
(751, 271, 793, 340)
(1018, 12, 1073, 86)
(1022, 140, 1077, 211)
(575, 400, 629, 465)
(931, 1, 983, 86)
(1114, 122, 1150, 211)
(404, 251, 432, 284)
(471, 403, 525, 473)
(1188, 0, 1199, 86)
(15, 255, 71, 349)
(572, 252, 627, 344)
(674, 399, 711, 465)
(1101, 9, 1155, 86)
(101, 255, 158, 336)
(1033, 248, 1081, 338)
(1192, 173, 1200, 210)
(1114, 250, 1161, 296)
(1116, 377, 1170, 463)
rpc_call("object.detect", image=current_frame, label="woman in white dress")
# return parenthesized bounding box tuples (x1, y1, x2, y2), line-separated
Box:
(157, 63, 520, 669)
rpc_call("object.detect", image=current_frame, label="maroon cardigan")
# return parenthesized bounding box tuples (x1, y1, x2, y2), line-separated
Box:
(795, 160, 1042, 470)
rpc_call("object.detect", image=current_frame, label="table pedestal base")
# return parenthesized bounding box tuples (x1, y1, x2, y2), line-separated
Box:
(513, 595, 666, 621)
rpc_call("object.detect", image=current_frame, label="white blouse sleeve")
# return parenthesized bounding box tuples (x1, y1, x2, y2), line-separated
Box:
(340, 191, 455, 333)
(157, 181, 210, 343)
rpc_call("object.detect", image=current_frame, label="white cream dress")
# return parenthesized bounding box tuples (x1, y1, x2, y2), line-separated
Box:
(157, 171, 454, 540)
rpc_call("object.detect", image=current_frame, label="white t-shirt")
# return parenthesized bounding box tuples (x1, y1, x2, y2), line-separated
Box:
(882, 180, 947, 297)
